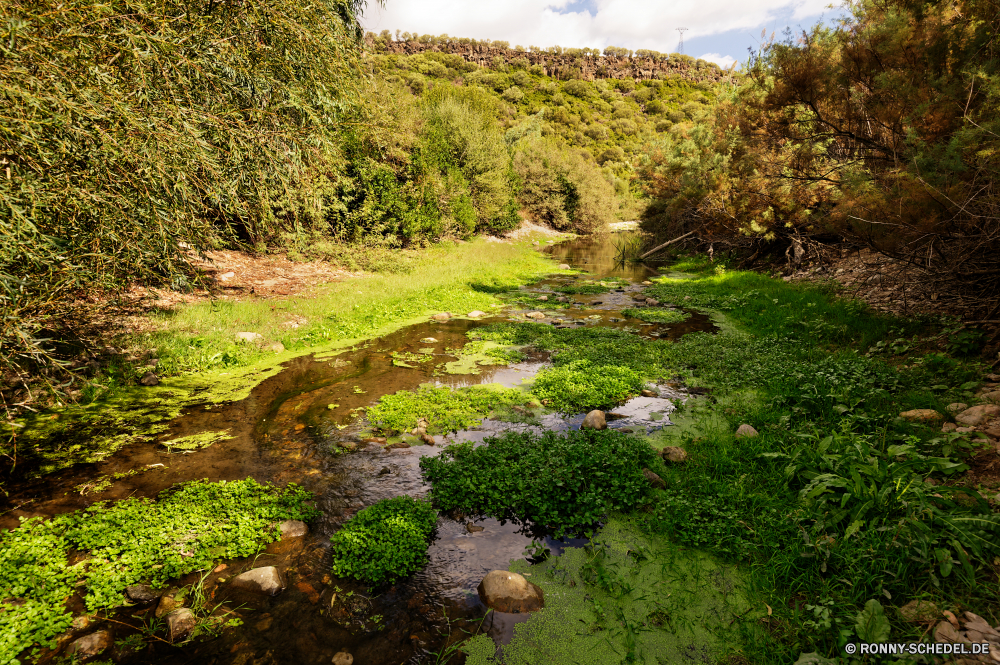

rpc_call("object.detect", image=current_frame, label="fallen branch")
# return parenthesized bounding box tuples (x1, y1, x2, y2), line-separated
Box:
(639, 231, 696, 259)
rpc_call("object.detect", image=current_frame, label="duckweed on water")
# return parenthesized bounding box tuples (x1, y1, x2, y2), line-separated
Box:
(0, 479, 316, 662)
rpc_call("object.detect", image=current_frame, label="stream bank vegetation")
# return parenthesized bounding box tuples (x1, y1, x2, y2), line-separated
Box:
(636, 0, 1000, 324)
(354, 257, 1000, 662)
(0, 479, 317, 663)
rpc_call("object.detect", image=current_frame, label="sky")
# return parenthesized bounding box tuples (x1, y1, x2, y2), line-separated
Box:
(360, 0, 847, 69)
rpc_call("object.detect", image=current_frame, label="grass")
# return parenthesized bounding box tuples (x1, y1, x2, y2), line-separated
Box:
(0, 479, 316, 663)
(4, 237, 561, 477)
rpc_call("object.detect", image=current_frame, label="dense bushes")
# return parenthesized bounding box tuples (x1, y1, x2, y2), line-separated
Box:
(1, 0, 368, 375)
(639, 0, 1000, 309)
(511, 136, 618, 233)
(419, 429, 660, 537)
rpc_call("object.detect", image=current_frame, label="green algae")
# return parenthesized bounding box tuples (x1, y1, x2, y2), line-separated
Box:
(463, 517, 752, 665)
(161, 429, 235, 452)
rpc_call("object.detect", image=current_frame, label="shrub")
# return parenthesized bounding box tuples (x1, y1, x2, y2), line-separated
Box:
(0, 0, 366, 370)
(511, 137, 618, 233)
(330, 496, 438, 585)
(502, 86, 525, 103)
(419, 429, 660, 537)
(563, 79, 591, 98)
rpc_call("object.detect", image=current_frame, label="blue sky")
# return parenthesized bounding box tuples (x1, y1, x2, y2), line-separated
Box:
(361, 0, 847, 68)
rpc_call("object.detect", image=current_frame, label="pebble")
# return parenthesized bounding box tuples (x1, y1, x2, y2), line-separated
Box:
(661, 446, 688, 463)
(235, 332, 263, 343)
(166, 608, 196, 642)
(139, 371, 160, 386)
(230, 566, 285, 596)
(735, 424, 758, 439)
(642, 468, 666, 489)
(899, 409, 944, 423)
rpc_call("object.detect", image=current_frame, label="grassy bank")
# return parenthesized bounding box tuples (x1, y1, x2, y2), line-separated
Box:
(2, 238, 562, 478)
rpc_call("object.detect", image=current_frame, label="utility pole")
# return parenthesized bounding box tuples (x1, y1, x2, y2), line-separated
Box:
(677, 27, 688, 54)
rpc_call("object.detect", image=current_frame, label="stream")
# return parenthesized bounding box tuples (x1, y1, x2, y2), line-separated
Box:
(5, 234, 718, 665)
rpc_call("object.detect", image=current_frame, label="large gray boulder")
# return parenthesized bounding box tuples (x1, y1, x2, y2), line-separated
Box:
(477, 570, 544, 613)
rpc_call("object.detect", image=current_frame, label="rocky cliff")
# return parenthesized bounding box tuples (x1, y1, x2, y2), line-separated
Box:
(367, 37, 728, 85)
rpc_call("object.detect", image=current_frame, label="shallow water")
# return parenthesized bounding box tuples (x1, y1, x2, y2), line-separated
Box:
(8, 234, 718, 665)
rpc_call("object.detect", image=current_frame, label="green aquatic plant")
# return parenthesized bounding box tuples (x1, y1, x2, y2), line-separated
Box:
(366, 384, 532, 434)
(461, 518, 748, 665)
(329, 496, 438, 585)
(532, 360, 645, 412)
(0, 479, 316, 662)
(621, 307, 690, 324)
(420, 429, 661, 537)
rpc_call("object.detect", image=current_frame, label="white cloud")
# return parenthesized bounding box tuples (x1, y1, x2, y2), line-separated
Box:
(698, 52, 738, 68)
(361, 0, 831, 55)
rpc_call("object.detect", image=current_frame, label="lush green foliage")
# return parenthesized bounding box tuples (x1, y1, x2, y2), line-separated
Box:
(462, 519, 746, 665)
(366, 384, 532, 434)
(621, 307, 690, 324)
(419, 429, 660, 537)
(468, 264, 999, 659)
(0, 479, 316, 662)
(329, 496, 438, 585)
(532, 361, 645, 413)
(4, 239, 555, 475)
(375, 47, 722, 231)
(0, 0, 367, 371)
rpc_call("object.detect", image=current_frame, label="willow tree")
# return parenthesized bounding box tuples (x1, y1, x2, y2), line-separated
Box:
(0, 0, 374, 377)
